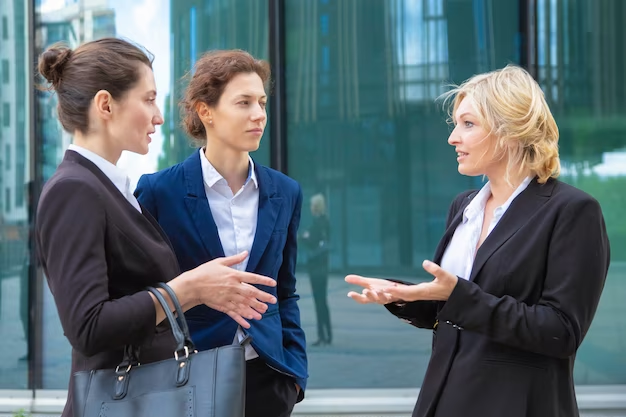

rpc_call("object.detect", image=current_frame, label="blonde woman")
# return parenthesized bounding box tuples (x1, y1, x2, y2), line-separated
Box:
(345, 65, 610, 417)
(301, 193, 331, 346)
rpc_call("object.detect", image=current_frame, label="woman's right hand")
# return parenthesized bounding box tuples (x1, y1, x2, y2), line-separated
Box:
(170, 251, 277, 329)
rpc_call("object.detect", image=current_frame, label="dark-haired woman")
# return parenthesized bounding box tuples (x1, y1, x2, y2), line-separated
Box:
(135, 49, 307, 417)
(36, 38, 278, 417)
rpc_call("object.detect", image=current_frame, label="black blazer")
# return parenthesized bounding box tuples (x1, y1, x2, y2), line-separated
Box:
(302, 214, 330, 272)
(36, 151, 181, 417)
(386, 178, 610, 417)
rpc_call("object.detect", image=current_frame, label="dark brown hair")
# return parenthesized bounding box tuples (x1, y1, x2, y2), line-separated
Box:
(38, 37, 154, 135)
(180, 49, 271, 140)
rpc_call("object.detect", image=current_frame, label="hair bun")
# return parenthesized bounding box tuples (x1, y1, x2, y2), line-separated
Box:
(38, 46, 73, 87)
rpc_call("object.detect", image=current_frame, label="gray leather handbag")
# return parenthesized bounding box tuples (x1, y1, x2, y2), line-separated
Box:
(72, 282, 246, 417)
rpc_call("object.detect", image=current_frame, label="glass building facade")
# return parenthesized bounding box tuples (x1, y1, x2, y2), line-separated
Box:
(0, 0, 625, 414)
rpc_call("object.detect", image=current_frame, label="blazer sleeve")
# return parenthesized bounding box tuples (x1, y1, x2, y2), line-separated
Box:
(37, 179, 157, 357)
(436, 196, 610, 358)
(135, 174, 158, 220)
(384, 191, 472, 328)
(278, 184, 308, 395)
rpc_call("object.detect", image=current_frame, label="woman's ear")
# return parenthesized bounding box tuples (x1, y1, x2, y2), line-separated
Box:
(93, 90, 113, 120)
(195, 102, 213, 125)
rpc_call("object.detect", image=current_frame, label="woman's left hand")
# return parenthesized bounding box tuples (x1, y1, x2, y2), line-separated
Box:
(345, 276, 403, 304)
(345, 261, 459, 304)
(383, 260, 458, 302)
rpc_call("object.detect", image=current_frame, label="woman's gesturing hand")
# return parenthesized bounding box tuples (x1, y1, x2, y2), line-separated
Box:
(184, 251, 278, 328)
(345, 260, 459, 305)
(345, 275, 404, 305)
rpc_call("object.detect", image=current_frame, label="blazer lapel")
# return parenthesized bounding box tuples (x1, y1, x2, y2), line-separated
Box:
(246, 165, 282, 273)
(182, 151, 225, 260)
(469, 178, 555, 281)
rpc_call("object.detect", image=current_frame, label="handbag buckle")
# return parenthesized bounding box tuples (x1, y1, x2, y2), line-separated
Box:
(174, 346, 190, 362)
(113, 363, 132, 400)
(115, 364, 132, 374)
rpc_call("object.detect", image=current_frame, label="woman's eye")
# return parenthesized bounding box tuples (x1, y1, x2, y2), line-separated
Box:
(239, 101, 249, 105)
(464, 121, 474, 128)
(260, 102, 267, 108)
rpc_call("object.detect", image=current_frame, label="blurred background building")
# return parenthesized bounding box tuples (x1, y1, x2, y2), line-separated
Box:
(0, 0, 625, 415)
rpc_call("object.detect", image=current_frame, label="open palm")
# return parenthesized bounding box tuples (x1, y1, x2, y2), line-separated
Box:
(345, 260, 459, 304)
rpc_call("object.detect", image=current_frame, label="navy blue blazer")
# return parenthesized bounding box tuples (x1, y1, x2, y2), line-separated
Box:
(135, 151, 308, 392)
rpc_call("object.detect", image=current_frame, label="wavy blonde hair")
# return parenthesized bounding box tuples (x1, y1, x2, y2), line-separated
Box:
(440, 65, 560, 184)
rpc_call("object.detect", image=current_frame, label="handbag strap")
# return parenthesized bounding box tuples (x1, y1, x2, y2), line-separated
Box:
(145, 286, 194, 353)
(118, 285, 195, 369)
(154, 282, 195, 350)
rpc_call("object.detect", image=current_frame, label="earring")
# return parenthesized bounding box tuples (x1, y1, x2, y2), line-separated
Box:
(209, 119, 213, 124)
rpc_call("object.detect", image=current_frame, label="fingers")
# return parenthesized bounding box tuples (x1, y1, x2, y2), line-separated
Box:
(247, 297, 270, 315)
(347, 289, 392, 305)
(226, 311, 251, 329)
(364, 288, 398, 304)
(221, 299, 262, 323)
(238, 282, 277, 304)
(347, 291, 374, 304)
(234, 304, 263, 321)
(345, 274, 389, 288)
(236, 270, 277, 288)
(376, 291, 398, 304)
(362, 289, 383, 304)
(229, 289, 271, 314)
(222, 295, 279, 328)
(346, 275, 400, 305)
(218, 251, 249, 266)
(345, 274, 375, 287)
(422, 259, 442, 277)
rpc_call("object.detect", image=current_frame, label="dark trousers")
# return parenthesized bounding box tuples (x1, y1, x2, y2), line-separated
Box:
(309, 269, 332, 343)
(245, 358, 298, 417)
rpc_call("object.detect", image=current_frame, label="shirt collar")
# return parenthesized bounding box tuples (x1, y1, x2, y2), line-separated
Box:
(199, 148, 258, 189)
(463, 182, 492, 223)
(68, 144, 130, 195)
(463, 176, 533, 223)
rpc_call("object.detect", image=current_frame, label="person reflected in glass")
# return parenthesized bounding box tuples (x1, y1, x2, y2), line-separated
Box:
(301, 193, 332, 346)
(135, 50, 307, 417)
(35, 39, 277, 417)
(345, 65, 610, 417)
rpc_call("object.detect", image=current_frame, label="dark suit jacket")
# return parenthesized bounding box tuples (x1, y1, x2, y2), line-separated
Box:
(302, 214, 330, 275)
(135, 150, 308, 393)
(36, 151, 181, 417)
(386, 177, 610, 417)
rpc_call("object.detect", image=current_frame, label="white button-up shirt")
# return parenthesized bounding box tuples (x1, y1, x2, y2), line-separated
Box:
(440, 177, 532, 281)
(199, 148, 260, 360)
(68, 144, 141, 212)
